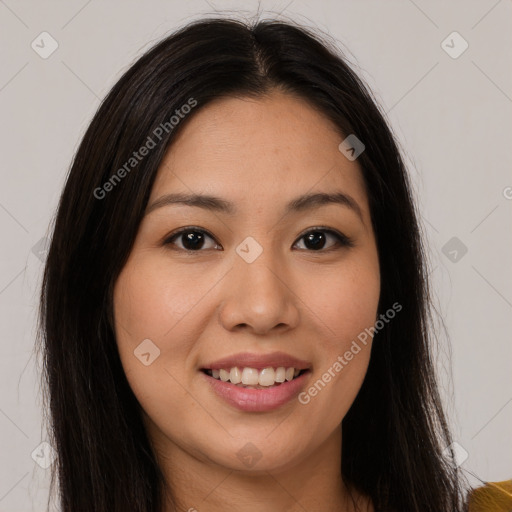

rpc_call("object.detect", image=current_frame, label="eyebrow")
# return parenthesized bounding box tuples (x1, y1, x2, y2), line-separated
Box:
(145, 191, 364, 223)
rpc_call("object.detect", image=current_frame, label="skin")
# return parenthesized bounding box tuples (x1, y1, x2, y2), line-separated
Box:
(113, 90, 380, 512)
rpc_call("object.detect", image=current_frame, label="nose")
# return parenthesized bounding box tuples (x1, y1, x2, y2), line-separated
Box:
(218, 247, 300, 335)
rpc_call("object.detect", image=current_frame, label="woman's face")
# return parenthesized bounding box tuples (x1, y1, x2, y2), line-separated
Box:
(113, 90, 380, 475)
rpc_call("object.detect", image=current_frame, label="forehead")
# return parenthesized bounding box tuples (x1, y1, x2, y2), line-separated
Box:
(150, 91, 369, 218)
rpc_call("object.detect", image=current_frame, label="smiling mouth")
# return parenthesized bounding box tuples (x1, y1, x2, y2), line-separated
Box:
(201, 368, 309, 389)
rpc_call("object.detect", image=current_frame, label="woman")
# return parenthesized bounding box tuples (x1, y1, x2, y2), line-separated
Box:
(37, 17, 473, 511)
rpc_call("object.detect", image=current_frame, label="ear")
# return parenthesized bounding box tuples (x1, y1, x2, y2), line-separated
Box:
(467, 478, 512, 512)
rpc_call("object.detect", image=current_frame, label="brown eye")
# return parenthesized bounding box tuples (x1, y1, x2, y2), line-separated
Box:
(164, 228, 219, 252)
(293, 228, 354, 252)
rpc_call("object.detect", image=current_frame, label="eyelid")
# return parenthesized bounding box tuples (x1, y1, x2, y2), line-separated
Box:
(163, 225, 355, 251)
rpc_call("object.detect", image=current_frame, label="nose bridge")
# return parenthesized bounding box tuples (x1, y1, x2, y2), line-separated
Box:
(219, 235, 299, 333)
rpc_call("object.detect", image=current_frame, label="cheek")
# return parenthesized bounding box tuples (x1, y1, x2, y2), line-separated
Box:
(112, 260, 220, 457)
(114, 258, 191, 336)
(113, 258, 186, 402)
(112, 255, 221, 413)
(299, 258, 379, 417)
(309, 259, 380, 345)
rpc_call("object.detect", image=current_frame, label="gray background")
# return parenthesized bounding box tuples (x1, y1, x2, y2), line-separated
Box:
(0, 1, 511, 510)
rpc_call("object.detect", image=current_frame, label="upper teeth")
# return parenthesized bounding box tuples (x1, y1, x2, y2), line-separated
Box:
(210, 367, 301, 386)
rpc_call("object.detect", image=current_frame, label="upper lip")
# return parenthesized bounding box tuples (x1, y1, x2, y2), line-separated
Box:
(201, 351, 312, 371)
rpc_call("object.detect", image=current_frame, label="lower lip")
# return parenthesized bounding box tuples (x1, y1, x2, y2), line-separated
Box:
(201, 370, 310, 412)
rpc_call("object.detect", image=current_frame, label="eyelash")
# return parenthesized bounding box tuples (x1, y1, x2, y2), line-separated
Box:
(163, 226, 355, 253)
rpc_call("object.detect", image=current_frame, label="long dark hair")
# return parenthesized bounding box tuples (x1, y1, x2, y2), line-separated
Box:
(37, 16, 473, 512)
